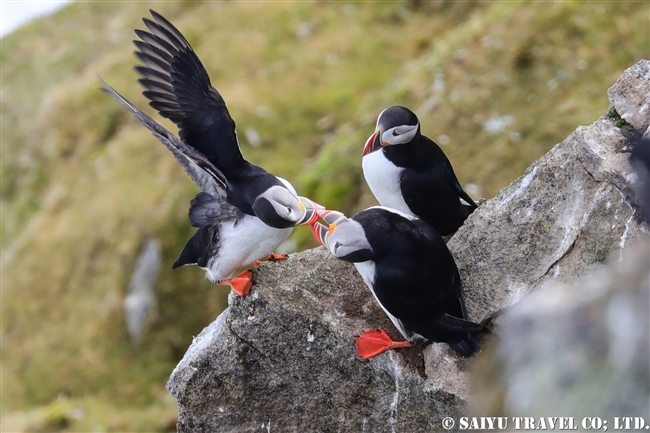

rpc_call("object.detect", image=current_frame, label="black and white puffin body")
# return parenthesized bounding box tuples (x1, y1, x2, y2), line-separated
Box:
(362, 106, 478, 236)
(102, 11, 319, 295)
(176, 181, 302, 283)
(313, 206, 481, 358)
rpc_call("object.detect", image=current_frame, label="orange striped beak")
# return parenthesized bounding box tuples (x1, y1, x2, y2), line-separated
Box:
(297, 197, 324, 226)
(317, 209, 346, 225)
(362, 129, 382, 156)
(312, 222, 329, 247)
(312, 209, 347, 247)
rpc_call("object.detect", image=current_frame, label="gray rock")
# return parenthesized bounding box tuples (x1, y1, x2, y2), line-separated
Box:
(168, 248, 465, 433)
(448, 61, 649, 324)
(167, 60, 650, 432)
(607, 60, 650, 132)
(471, 238, 650, 419)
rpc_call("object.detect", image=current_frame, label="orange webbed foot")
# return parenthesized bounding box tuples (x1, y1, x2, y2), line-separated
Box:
(218, 270, 253, 296)
(266, 252, 289, 262)
(355, 329, 413, 360)
(253, 253, 289, 267)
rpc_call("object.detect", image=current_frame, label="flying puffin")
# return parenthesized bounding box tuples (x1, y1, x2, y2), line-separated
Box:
(312, 206, 481, 359)
(362, 106, 478, 236)
(101, 11, 320, 296)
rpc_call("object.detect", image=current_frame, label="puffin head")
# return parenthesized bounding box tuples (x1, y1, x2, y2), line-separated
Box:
(252, 177, 324, 229)
(312, 209, 374, 263)
(362, 106, 420, 156)
(252, 185, 305, 229)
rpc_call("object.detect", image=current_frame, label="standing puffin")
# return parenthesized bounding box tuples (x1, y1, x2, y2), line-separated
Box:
(362, 106, 477, 236)
(101, 11, 320, 296)
(312, 206, 481, 358)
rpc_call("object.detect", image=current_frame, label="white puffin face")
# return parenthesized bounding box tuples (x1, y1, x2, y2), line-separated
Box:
(380, 124, 419, 146)
(253, 185, 305, 229)
(267, 186, 303, 222)
(326, 218, 374, 262)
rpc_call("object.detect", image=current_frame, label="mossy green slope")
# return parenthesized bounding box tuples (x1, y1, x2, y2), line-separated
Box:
(2, 1, 647, 430)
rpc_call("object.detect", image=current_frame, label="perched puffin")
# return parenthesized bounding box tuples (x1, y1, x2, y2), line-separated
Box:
(101, 11, 320, 296)
(312, 206, 481, 359)
(362, 106, 477, 236)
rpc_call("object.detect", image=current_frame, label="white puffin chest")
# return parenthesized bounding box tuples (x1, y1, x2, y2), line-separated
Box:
(205, 215, 291, 282)
(354, 260, 411, 340)
(354, 260, 376, 290)
(362, 151, 412, 216)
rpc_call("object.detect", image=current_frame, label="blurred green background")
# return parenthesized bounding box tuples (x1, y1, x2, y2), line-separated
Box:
(2, 1, 648, 431)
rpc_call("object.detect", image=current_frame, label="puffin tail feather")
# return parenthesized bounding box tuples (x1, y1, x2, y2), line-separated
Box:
(436, 314, 483, 333)
(426, 314, 483, 357)
(448, 333, 481, 357)
(172, 226, 212, 269)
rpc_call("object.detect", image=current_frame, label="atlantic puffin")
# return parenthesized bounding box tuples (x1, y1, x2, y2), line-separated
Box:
(312, 206, 481, 358)
(101, 11, 320, 296)
(362, 106, 478, 236)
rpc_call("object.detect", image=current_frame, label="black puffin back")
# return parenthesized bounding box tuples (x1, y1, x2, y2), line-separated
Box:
(225, 167, 287, 217)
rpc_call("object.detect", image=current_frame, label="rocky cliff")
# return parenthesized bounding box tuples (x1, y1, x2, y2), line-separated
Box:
(471, 238, 649, 421)
(167, 61, 649, 432)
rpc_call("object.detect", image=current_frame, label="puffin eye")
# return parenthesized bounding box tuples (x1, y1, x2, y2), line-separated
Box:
(392, 130, 400, 136)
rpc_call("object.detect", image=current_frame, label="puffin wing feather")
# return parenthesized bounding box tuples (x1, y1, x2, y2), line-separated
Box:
(134, 10, 246, 173)
(173, 192, 245, 270)
(100, 78, 227, 197)
(189, 192, 244, 228)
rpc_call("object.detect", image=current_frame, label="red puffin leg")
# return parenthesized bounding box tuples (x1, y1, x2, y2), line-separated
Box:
(355, 329, 413, 360)
(252, 253, 289, 267)
(218, 270, 253, 297)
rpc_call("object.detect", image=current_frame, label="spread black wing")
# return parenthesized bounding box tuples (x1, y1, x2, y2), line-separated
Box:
(101, 78, 227, 197)
(134, 10, 246, 176)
